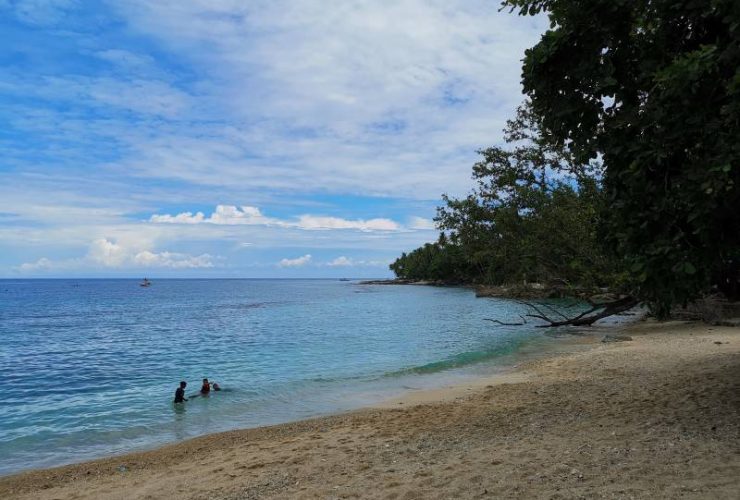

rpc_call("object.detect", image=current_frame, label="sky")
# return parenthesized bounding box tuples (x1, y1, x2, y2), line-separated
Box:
(0, 0, 546, 278)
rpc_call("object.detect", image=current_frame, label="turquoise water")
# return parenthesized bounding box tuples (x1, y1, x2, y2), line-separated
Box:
(0, 279, 555, 475)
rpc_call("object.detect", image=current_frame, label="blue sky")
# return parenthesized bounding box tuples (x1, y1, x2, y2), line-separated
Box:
(0, 0, 545, 278)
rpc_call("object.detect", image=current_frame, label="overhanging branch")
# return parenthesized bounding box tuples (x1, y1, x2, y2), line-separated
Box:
(515, 296, 639, 327)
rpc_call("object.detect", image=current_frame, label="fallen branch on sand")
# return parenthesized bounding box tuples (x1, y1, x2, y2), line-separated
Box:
(487, 296, 640, 328)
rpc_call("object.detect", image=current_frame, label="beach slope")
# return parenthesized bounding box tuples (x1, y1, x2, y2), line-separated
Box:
(1, 321, 738, 499)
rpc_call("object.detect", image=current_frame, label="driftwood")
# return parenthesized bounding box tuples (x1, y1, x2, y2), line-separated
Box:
(521, 296, 640, 327)
(487, 296, 640, 328)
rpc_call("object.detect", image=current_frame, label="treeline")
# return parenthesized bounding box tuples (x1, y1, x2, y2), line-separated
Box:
(390, 104, 624, 292)
(392, 0, 740, 318)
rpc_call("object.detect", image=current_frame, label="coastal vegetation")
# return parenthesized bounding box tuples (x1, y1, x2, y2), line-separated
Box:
(392, 0, 740, 320)
(391, 102, 621, 293)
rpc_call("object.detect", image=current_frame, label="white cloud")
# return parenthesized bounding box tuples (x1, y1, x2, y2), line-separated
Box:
(150, 205, 401, 232)
(150, 205, 274, 225)
(18, 257, 53, 271)
(149, 211, 207, 224)
(209, 205, 276, 225)
(326, 256, 390, 268)
(327, 256, 353, 267)
(88, 237, 129, 267)
(13, 239, 215, 273)
(133, 250, 214, 268)
(2, 74, 191, 119)
(86, 78, 189, 118)
(86, 238, 214, 268)
(407, 216, 437, 230)
(278, 254, 312, 267)
(1, 1, 546, 275)
(87, 1, 547, 198)
(295, 215, 398, 232)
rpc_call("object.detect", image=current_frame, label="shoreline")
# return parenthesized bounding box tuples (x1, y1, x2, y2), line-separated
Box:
(357, 278, 616, 300)
(2, 320, 738, 499)
(0, 326, 594, 477)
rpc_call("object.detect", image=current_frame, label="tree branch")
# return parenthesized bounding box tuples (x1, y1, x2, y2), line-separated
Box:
(514, 297, 639, 327)
(484, 315, 527, 326)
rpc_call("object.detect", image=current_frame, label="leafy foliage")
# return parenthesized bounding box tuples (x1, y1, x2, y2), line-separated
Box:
(391, 103, 624, 291)
(503, 0, 740, 316)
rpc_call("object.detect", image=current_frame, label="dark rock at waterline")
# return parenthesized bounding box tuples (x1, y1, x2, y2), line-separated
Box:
(602, 335, 633, 343)
(357, 279, 417, 285)
(357, 279, 462, 286)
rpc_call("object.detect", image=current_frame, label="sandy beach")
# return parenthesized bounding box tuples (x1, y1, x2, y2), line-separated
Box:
(1, 320, 738, 499)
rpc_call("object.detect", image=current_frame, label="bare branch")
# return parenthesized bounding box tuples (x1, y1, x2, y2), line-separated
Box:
(484, 318, 526, 326)
(517, 297, 639, 327)
(537, 301, 572, 321)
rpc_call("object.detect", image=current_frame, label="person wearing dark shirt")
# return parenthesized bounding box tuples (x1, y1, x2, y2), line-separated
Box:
(174, 381, 188, 403)
(200, 378, 211, 394)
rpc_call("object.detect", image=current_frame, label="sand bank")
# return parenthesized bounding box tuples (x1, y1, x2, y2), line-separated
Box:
(1, 320, 738, 499)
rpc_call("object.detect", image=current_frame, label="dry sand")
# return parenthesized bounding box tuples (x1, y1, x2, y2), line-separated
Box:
(1, 320, 738, 499)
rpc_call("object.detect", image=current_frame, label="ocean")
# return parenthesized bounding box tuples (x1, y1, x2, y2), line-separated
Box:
(0, 279, 561, 475)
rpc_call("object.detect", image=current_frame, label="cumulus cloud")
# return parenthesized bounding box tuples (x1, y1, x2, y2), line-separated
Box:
(17, 257, 53, 271)
(295, 215, 398, 232)
(150, 205, 401, 232)
(149, 211, 207, 224)
(326, 256, 390, 268)
(150, 205, 273, 225)
(278, 254, 312, 267)
(133, 250, 214, 268)
(87, 238, 214, 268)
(407, 216, 437, 230)
(327, 256, 354, 267)
(88, 238, 129, 267)
(2, 1, 545, 276)
(14, 240, 215, 272)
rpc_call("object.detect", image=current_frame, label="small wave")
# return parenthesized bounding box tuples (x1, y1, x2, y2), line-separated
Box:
(308, 373, 370, 384)
(384, 346, 518, 377)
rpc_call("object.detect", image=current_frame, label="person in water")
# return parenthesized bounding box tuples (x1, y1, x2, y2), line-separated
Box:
(212, 382, 221, 391)
(174, 381, 188, 403)
(201, 378, 210, 394)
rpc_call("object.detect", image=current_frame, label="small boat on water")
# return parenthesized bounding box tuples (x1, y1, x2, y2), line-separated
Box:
(139, 278, 152, 287)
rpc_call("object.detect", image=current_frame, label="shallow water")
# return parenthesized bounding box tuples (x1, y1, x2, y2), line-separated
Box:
(0, 279, 563, 475)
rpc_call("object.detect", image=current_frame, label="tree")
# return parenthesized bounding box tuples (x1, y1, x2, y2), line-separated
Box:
(503, 0, 740, 317)
(391, 102, 624, 293)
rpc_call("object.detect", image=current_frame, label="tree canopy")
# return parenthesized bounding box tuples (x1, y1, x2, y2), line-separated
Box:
(503, 0, 740, 316)
(390, 103, 624, 294)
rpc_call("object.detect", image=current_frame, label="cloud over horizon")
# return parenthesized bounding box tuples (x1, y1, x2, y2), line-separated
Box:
(15, 238, 216, 273)
(278, 254, 312, 268)
(0, 1, 545, 276)
(150, 205, 403, 232)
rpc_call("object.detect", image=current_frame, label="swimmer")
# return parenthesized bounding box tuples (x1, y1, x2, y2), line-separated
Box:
(200, 378, 211, 394)
(174, 381, 188, 403)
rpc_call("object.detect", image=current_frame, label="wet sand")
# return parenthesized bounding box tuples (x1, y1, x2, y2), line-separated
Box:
(1, 320, 738, 499)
